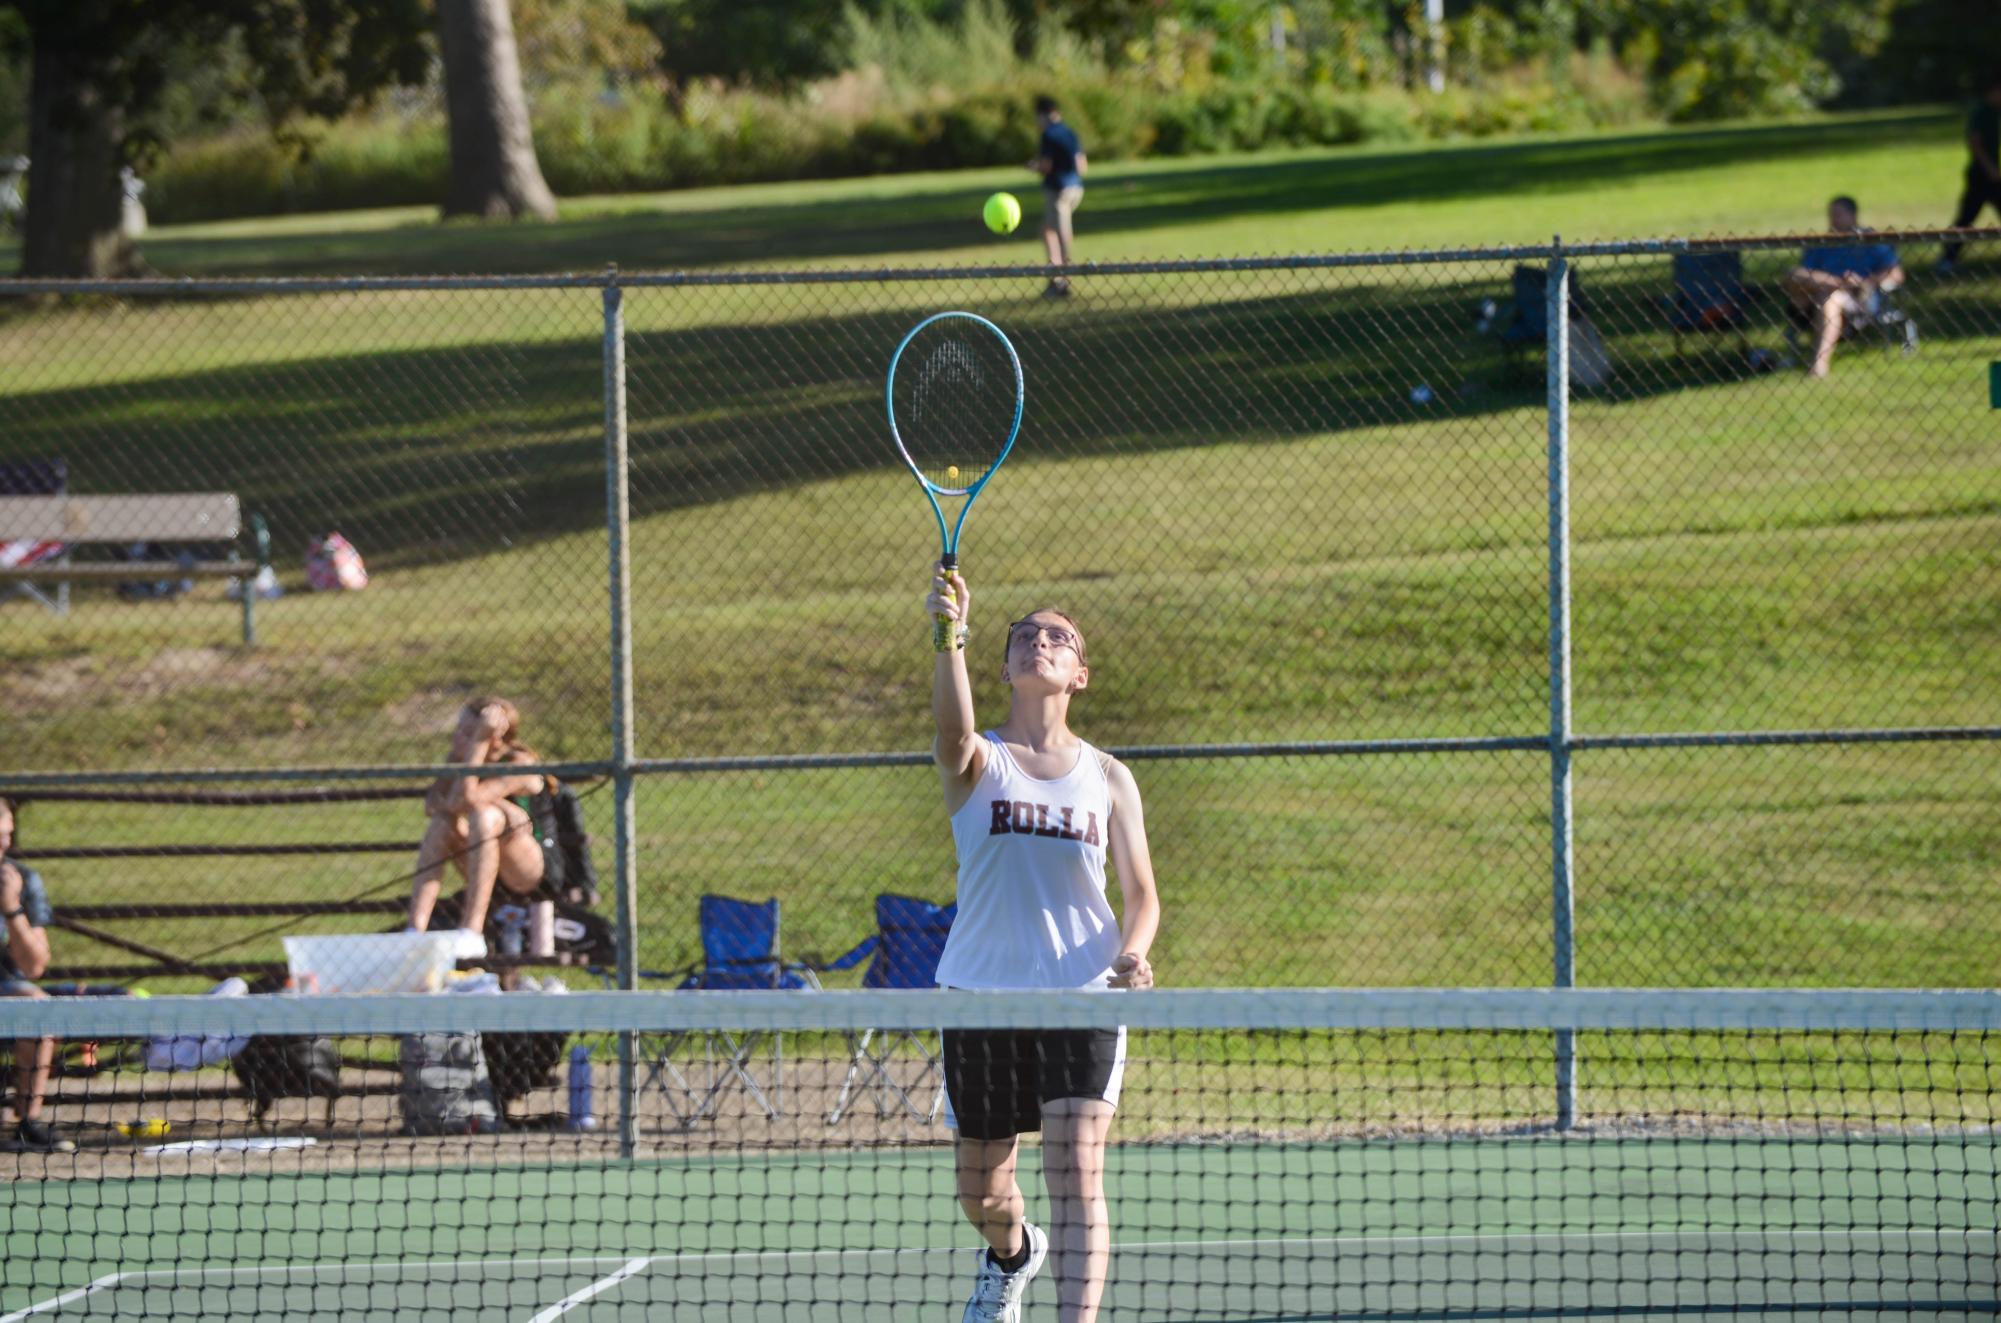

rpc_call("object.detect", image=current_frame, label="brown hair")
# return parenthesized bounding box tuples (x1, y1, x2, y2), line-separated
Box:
(1002, 609, 1088, 666)
(464, 696, 538, 762)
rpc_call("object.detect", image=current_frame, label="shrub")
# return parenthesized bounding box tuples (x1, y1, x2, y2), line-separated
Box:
(145, 58, 1661, 225)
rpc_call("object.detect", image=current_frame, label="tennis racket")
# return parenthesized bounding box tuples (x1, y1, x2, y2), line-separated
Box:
(885, 311, 1024, 651)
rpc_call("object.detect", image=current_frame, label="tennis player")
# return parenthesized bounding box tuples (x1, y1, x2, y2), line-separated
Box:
(926, 564, 1161, 1323)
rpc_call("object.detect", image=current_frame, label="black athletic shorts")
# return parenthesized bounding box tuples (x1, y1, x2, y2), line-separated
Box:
(942, 1025, 1127, 1140)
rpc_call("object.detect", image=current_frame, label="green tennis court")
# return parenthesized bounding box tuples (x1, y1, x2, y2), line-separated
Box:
(6, 1135, 1997, 1321)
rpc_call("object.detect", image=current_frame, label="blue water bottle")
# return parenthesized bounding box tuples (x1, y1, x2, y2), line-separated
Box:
(567, 1044, 596, 1131)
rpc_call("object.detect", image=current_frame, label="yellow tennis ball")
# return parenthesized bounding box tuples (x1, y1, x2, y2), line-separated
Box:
(946, 465, 959, 479)
(982, 192, 1021, 235)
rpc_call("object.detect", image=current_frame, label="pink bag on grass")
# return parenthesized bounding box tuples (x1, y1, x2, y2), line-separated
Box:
(304, 532, 369, 591)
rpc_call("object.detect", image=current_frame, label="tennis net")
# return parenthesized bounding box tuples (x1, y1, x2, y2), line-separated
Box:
(3, 987, 1996, 1321)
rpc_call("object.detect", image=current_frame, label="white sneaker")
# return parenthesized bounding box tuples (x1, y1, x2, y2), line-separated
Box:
(960, 1221, 1047, 1322)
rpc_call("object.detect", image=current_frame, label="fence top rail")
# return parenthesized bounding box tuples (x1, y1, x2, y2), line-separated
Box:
(0, 229, 1992, 297)
(4, 725, 1993, 790)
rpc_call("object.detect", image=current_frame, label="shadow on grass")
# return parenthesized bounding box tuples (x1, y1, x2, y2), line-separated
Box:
(0, 113, 1955, 278)
(1, 249, 1994, 573)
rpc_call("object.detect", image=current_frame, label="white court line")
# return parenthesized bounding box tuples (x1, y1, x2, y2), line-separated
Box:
(0, 1272, 128, 1323)
(525, 1257, 653, 1323)
(1104, 1227, 2001, 1254)
(88, 1254, 645, 1283)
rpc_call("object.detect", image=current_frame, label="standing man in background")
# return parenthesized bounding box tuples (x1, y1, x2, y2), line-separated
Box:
(1032, 96, 1087, 299)
(1938, 73, 2001, 275)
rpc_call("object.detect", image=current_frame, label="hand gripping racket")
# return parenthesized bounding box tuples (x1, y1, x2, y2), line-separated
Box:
(885, 311, 1024, 651)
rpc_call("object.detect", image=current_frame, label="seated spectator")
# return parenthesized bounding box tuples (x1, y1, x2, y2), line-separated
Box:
(406, 698, 554, 939)
(1783, 195, 1905, 379)
(1, 796, 73, 1154)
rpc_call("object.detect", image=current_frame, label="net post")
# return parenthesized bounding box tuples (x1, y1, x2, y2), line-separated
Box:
(602, 266, 641, 1158)
(1545, 240, 1578, 1131)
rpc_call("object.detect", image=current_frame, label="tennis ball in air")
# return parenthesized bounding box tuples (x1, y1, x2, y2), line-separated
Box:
(946, 465, 959, 479)
(983, 192, 1021, 235)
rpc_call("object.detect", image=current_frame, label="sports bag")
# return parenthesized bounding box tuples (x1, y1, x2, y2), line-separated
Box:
(527, 781, 598, 907)
(398, 1031, 501, 1135)
(233, 1034, 341, 1121)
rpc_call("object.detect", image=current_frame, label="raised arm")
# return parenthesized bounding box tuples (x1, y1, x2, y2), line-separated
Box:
(1103, 758, 1159, 989)
(928, 562, 987, 806)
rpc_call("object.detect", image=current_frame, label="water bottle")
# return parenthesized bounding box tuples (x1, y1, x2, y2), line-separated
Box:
(528, 900, 556, 958)
(497, 904, 527, 957)
(567, 1044, 596, 1131)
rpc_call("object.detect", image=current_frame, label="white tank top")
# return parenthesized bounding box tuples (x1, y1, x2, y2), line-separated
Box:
(933, 731, 1123, 990)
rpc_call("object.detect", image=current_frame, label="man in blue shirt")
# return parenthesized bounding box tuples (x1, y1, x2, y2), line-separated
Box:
(1783, 196, 1905, 378)
(1031, 96, 1087, 298)
(1938, 73, 2001, 274)
(1, 796, 72, 1154)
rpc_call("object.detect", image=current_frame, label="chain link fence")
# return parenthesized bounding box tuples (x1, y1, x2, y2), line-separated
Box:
(2, 234, 1996, 998)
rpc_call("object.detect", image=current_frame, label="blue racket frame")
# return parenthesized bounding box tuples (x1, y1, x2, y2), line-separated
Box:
(885, 310, 1024, 579)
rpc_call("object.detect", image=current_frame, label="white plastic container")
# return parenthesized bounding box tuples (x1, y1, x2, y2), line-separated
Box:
(281, 931, 473, 995)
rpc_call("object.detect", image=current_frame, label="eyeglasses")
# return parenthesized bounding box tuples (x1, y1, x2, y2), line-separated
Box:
(1007, 620, 1083, 656)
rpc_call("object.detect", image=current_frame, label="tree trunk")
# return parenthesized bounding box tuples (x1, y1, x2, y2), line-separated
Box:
(437, 0, 558, 221)
(19, 35, 140, 278)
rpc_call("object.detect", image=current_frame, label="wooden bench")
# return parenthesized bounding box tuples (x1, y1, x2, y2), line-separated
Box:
(9, 785, 613, 986)
(3, 783, 611, 1128)
(0, 491, 273, 645)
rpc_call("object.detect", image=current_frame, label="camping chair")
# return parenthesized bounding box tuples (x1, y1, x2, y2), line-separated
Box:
(643, 895, 820, 1127)
(1497, 265, 1613, 388)
(821, 894, 957, 1125)
(1782, 280, 1919, 362)
(1667, 251, 1758, 358)
(0, 458, 70, 613)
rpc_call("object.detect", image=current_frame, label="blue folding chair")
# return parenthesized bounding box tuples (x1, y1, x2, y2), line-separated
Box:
(822, 894, 956, 1125)
(1666, 251, 1757, 359)
(645, 895, 820, 1126)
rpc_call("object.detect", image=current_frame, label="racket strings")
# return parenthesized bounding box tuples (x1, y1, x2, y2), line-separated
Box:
(893, 326, 1018, 493)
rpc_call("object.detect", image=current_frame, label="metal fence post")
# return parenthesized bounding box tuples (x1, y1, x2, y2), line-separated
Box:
(1545, 240, 1578, 1130)
(602, 267, 641, 1157)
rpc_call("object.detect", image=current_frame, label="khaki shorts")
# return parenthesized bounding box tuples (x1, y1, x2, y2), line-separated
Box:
(1043, 184, 1084, 228)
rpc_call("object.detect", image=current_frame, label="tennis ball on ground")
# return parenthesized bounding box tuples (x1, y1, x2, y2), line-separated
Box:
(982, 192, 1021, 235)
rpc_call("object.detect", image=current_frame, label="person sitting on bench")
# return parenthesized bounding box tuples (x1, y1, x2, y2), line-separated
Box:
(1, 796, 74, 1153)
(407, 698, 554, 938)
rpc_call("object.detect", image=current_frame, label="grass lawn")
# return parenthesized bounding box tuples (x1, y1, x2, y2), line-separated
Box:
(0, 108, 1970, 278)
(0, 110, 1996, 992)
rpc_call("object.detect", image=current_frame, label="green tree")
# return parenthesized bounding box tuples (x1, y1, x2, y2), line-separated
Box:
(438, 0, 556, 219)
(1569, 0, 1898, 119)
(1866, 0, 2001, 104)
(626, 0, 850, 93)
(3, 0, 428, 277)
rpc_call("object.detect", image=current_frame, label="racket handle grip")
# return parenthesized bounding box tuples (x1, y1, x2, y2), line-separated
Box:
(934, 556, 960, 652)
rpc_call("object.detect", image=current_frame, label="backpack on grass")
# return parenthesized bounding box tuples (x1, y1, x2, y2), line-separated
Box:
(398, 1031, 501, 1135)
(233, 1034, 341, 1125)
